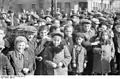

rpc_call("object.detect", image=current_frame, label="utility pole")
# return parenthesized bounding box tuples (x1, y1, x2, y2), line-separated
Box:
(51, 0, 54, 16)
(51, 0, 57, 16)
(1, 0, 4, 11)
(101, 0, 103, 11)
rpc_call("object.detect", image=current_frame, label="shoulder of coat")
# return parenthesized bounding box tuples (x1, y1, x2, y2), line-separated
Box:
(7, 51, 15, 56)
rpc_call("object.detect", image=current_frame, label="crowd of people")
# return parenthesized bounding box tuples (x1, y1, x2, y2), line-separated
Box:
(0, 8, 120, 76)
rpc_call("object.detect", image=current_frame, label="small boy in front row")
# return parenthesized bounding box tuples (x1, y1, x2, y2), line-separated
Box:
(72, 33, 87, 75)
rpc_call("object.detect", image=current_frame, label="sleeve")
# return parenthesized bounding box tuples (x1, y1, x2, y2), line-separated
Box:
(61, 45, 72, 67)
(111, 40, 115, 58)
(82, 40, 92, 47)
(43, 47, 55, 68)
(4, 55, 14, 75)
(83, 48, 87, 62)
(72, 46, 76, 64)
(28, 52, 36, 74)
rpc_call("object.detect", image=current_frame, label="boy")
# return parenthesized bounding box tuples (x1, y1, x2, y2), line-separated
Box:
(72, 33, 87, 75)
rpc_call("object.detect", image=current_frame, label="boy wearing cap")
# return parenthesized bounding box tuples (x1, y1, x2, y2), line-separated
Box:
(72, 33, 87, 75)
(71, 15, 83, 32)
(43, 31, 71, 75)
(81, 19, 97, 74)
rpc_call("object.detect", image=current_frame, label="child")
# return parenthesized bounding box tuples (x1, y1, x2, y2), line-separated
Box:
(64, 25, 74, 75)
(34, 25, 51, 75)
(92, 31, 115, 75)
(72, 33, 87, 75)
(7, 36, 36, 75)
(43, 31, 71, 75)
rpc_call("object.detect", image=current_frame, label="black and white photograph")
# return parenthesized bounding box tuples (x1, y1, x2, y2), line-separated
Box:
(0, 0, 120, 78)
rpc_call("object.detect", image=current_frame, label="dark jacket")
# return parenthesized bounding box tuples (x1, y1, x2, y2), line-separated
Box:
(0, 53, 14, 75)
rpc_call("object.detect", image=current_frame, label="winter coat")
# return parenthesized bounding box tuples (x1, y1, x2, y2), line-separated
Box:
(7, 50, 36, 75)
(93, 42, 115, 74)
(72, 45, 87, 73)
(34, 38, 51, 75)
(64, 36, 74, 72)
(43, 44, 71, 75)
(0, 53, 14, 75)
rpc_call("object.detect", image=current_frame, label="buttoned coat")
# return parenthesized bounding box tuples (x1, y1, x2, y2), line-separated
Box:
(43, 45, 71, 75)
(7, 50, 36, 75)
(72, 45, 87, 73)
(93, 43, 115, 74)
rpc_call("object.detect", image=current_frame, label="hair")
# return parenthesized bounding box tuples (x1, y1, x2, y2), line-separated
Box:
(38, 25, 49, 32)
(52, 19, 60, 24)
(64, 25, 74, 31)
(99, 31, 111, 45)
(49, 25, 58, 33)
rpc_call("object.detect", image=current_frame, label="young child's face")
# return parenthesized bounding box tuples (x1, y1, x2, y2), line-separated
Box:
(84, 24, 91, 32)
(101, 25, 107, 31)
(27, 34, 34, 41)
(0, 30, 5, 39)
(65, 27, 73, 37)
(76, 37, 84, 45)
(16, 42, 26, 52)
(54, 20, 60, 27)
(102, 34, 109, 40)
(52, 36, 62, 47)
(40, 30, 48, 38)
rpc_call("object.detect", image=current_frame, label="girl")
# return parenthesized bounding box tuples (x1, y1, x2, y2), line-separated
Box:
(64, 25, 74, 75)
(43, 31, 71, 75)
(34, 25, 51, 75)
(72, 33, 87, 75)
(7, 36, 36, 75)
(92, 31, 115, 75)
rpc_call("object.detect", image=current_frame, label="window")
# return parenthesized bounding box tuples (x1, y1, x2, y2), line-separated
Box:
(32, 4, 36, 9)
(18, 4, 23, 12)
(65, 2, 71, 13)
(57, 2, 62, 9)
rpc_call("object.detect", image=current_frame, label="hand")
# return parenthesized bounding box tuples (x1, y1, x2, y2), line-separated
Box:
(84, 63, 87, 68)
(91, 41, 100, 45)
(58, 62, 63, 67)
(23, 68, 29, 74)
(52, 63, 57, 68)
(73, 64, 77, 68)
(36, 56, 43, 61)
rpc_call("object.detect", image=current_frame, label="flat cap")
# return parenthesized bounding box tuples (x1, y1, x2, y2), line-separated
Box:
(91, 18, 100, 24)
(81, 19, 92, 24)
(51, 31, 64, 38)
(76, 33, 85, 38)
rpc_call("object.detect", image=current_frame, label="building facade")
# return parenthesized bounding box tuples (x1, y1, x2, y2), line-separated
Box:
(0, 0, 111, 13)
